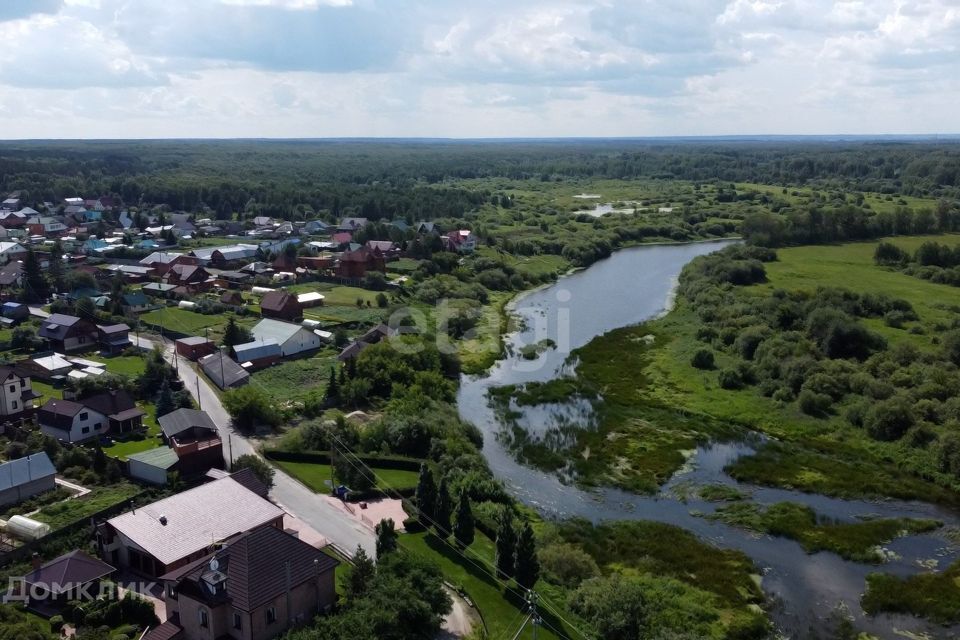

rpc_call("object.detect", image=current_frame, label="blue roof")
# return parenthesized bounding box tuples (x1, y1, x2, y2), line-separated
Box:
(2, 302, 22, 309)
(0, 453, 56, 491)
(233, 339, 281, 362)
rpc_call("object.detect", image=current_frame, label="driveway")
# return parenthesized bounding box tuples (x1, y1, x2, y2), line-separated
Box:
(133, 335, 375, 556)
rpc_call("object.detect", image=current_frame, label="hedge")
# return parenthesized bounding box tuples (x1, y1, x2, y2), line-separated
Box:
(264, 449, 424, 472)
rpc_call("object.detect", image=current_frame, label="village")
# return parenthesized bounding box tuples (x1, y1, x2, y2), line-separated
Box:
(0, 192, 481, 640)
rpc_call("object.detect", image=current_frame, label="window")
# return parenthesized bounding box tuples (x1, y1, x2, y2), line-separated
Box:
(199, 608, 208, 628)
(20, 379, 25, 388)
(265, 607, 277, 625)
(8, 385, 14, 393)
(79, 412, 88, 421)
(233, 612, 242, 630)
(96, 423, 104, 431)
(81, 426, 90, 434)
(11, 401, 16, 410)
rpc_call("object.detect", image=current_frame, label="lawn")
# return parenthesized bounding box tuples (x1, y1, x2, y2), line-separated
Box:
(104, 401, 163, 461)
(252, 351, 338, 405)
(276, 460, 419, 492)
(400, 530, 570, 640)
(30, 380, 61, 404)
(140, 307, 254, 339)
(88, 354, 147, 377)
(285, 282, 383, 307)
(32, 483, 141, 530)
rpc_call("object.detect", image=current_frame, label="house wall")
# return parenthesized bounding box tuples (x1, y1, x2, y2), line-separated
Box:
(279, 330, 321, 357)
(128, 459, 170, 485)
(40, 408, 108, 442)
(0, 474, 56, 508)
(61, 333, 96, 353)
(0, 374, 30, 416)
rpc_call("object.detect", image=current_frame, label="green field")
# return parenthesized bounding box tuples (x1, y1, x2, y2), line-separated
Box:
(140, 307, 255, 340)
(276, 460, 420, 492)
(252, 351, 338, 406)
(89, 354, 148, 377)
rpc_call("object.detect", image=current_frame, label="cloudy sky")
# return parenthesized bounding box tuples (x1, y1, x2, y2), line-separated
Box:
(0, 0, 956, 138)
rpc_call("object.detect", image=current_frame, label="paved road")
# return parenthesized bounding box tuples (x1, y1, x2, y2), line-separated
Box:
(133, 335, 375, 555)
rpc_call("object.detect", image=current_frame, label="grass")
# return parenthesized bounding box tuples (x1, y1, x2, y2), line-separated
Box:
(708, 501, 941, 563)
(400, 529, 569, 640)
(32, 483, 141, 530)
(140, 307, 255, 340)
(285, 282, 383, 307)
(252, 351, 338, 406)
(30, 380, 61, 403)
(88, 354, 147, 377)
(276, 460, 420, 492)
(862, 561, 960, 624)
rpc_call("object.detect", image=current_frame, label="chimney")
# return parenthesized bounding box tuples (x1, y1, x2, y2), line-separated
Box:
(31, 553, 41, 571)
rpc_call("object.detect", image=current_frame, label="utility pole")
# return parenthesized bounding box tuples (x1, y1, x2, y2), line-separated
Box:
(196, 375, 202, 410)
(509, 591, 541, 640)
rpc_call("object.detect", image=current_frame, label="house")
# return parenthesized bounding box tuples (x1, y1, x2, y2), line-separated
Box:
(337, 217, 368, 232)
(15, 550, 115, 613)
(250, 319, 322, 358)
(97, 324, 132, 354)
(155, 526, 338, 640)
(176, 337, 217, 361)
(336, 340, 368, 362)
(219, 291, 245, 308)
(443, 229, 477, 253)
(38, 390, 145, 443)
(0, 452, 56, 508)
(365, 240, 397, 256)
(0, 261, 21, 295)
(215, 271, 252, 289)
(335, 246, 385, 279)
(26, 216, 67, 237)
(63, 197, 84, 207)
(259, 291, 302, 322)
(252, 216, 273, 227)
(2, 197, 20, 210)
(304, 220, 329, 234)
(331, 231, 352, 247)
(96, 473, 284, 577)
(0, 209, 29, 227)
(232, 340, 282, 369)
(415, 221, 438, 235)
(190, 245, 259, 267)
(200, 352, 250, 390)
(389, 219, 410, 232)
(157, 408, 223, 477)
(143, 283, 179, 299)
(140, 252, 196, 276)
(127, 446, 180, 486)
(164, 265, 212, 292)
(0, 241, 26, 264)
(296, 255, 335, 271)
(121, 292, 151, 314)
(16, 352, 73, 381)
(38, 314, 99, 353)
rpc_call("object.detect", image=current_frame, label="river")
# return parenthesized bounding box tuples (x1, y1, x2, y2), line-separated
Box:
(456, 240, 960, 638)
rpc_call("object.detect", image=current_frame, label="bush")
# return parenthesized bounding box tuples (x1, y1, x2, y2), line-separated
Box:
(797, 390, 832, 417)
(864, 396, 915, 441)
(718, 368, 744, 390)
(540, 542, 599, 588)
(690, 349, 715, 370)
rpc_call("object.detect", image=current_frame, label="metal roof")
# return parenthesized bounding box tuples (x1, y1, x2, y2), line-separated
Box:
(0, 453, 56, 491)
(127, 446, 179, 470)
(251, 318, 307, 345)
(233, 339, 281, 362)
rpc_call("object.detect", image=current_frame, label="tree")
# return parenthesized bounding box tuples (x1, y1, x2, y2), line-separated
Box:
(514, 521, 540, 589)
(155, 378, 176, 417)
(332, 448, 374, 492)
(415, 463, 437, 524)
(222, 316, 251, 348)
(570, 574, 649, 640)
(690, 348, 715, 370)
(376, 292, 388, 308)
(75, 296, 96, 321)
(48, 240, 65, 293)
(495, 512, 517, 579)
(452, 488, 475, 549)
(346, 544, 376, 600)
(324, 366, 339, 404)
(434, 475, 452, 537)
(375, 518, 398, 559)
(223, 386, 280, 431)
(20, 247, 48, 303)
(864, 395, 915, 441)
(232, 454, 275, 489)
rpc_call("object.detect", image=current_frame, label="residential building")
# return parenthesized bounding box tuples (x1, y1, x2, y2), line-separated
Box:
(97, 324, 132, 354)
(164, 264, 212, 290)
(337, 217, 368, 232)
(1, 301, 30, 323)
(0, 241, 26, 264)
(190, 244, 259, 268)
(38, 314, 99, 353)
(38, 390, 145, 443)
(0, 452, 56, 508)
(157, 408, 223, 476)
(249, 319, 322, 358)
(199, 352, 249, 390)
(335, 246, 385, 279)
(96, 474, 283, 577)
(443, 229, 477, 253)
(0, 261, 22, 294)
(26, 216, 67, 236)
(259, 291, 302, 322)
(0, 364, 41, 419)
(155, 526, 338, 640)
(121, 292, 151, 314)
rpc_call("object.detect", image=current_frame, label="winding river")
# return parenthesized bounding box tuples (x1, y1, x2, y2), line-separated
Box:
(457, 240, 960, 638)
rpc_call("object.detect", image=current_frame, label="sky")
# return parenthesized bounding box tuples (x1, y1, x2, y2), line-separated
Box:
(0, 0, 957, 138)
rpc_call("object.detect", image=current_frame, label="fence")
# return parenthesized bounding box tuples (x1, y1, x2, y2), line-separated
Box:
(264, 449, 423, 472)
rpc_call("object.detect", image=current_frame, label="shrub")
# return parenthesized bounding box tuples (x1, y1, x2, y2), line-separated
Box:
(797, 390, 831, 417)
(690, 349, 715, 370)
(718, 368, 744, 390)
(540, 542, 599, 588)
(864, 396, 915, 441)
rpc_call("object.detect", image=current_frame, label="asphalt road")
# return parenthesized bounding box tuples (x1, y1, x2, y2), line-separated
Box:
(133, 335, 375, 555)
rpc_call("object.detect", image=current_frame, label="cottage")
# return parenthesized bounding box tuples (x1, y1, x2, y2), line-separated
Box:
(157, 408, 223, 477)
(0, 365, 41, 419)
(0, 452, 56, 508)
(443, 229, 477, 253)
(0, 261, 22, 295)
(1, 301, 29, 323)
(38, 390, 145, 443)
(219, 291, 245, 308)
(26, 216, 67, 237)
(259, 290, 302, 321)
(38, 314, 99, 353)
(176, 337, 217, 361)
(97, 324, 132, 354)
(97, 473, 283, 577)
(337, 217, 368, 232)
(164, 264, 211, 289)
(0, 241, 26, 264)
(121, 292, 151, 314)
(154, 526, 337, 640)
(250, 319, 322, 358)
(335, 246, 385, 280)
(200, 352, 250, 390)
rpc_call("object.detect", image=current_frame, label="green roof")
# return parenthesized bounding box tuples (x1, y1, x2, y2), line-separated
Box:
(127, 446, 178, 470)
